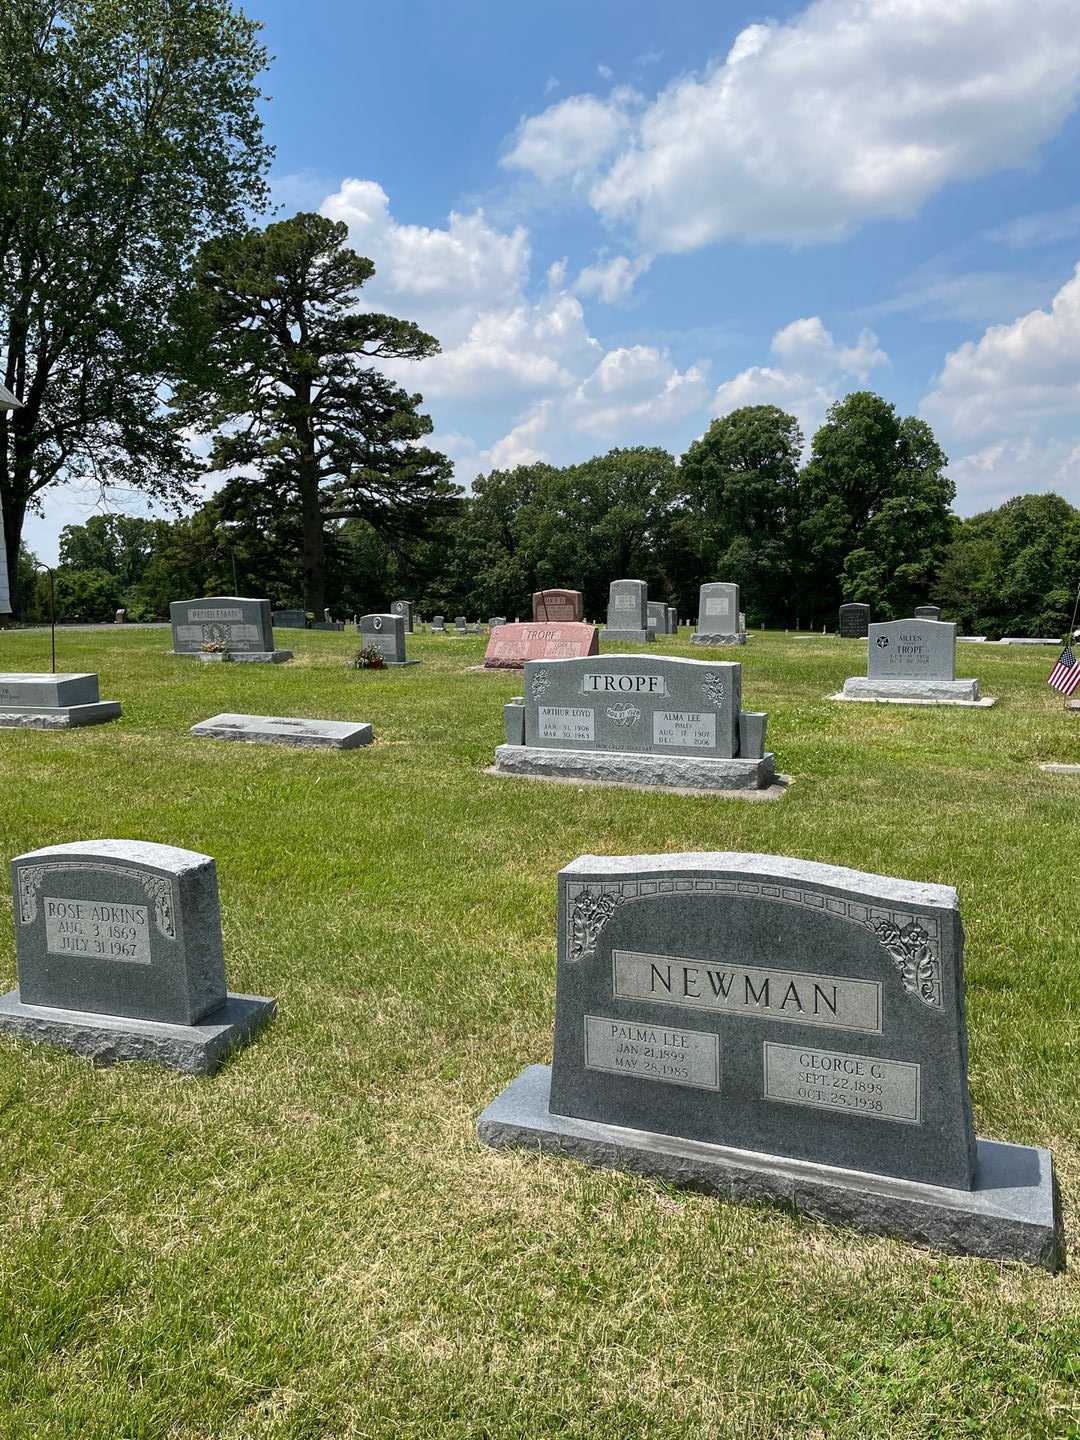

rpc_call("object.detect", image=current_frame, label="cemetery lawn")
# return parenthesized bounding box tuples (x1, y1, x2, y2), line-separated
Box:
(2, 625, 1080, 1440)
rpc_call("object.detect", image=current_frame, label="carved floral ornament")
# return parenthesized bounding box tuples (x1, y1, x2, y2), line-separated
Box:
(565, 878, 943, 1008)
(18, 862, 177, 940)
(530, 669, 551, 702)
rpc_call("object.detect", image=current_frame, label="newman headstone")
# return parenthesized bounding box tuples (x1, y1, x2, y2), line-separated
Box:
(692, 583, 745, 646)
(838, 619, 991, 705)
(0, 840, 275, 1074)
(839, 603, 870, 639)
(602, 579, 653, 644)
(170, 597, 291, 663)
(478, 851, 1060, 1268)
(532, 590, 584, 623)
(493, 654, 774, 791)
(484, 622, 599, 670)
(358, 613, 419, 666)
(0, 673, 121, 729)
(391, 599, 415, 633)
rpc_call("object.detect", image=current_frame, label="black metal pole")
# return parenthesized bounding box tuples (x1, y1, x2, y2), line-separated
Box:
(33, 562, 56, 671)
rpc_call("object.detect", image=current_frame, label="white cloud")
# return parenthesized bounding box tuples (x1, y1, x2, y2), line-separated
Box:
(574, 253, 651, 304)
(988, 204, 1080, 250)
(712, 317, 888, 440)
(947, 437, 1080, 513)
(508, 0, 1080, 251)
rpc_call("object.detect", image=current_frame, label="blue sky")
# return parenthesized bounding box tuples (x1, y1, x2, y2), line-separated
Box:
(25, 0, 1080, 559)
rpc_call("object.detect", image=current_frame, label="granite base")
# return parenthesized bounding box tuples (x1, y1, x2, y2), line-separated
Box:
(172, 650, 292, 663)
(1039, 763, 1080, 774)
(492, 743, 775, 791)
(0, 990, 275, 1075)
(0, 701, 122, 729)
(478, 1065, 1062, 1270)
(691, 633, 747, 646)
(838, 677, 991, 706)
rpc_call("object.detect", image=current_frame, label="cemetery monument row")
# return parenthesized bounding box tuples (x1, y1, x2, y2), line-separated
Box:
(602, 579, 653, 644)
(836, 618, 993, 707)
(169, 597, 292, 663)
(494, 654, 774, 792)
(839, 603, 871, 639)
(483, 619, 598, 670)
(478, 851, 1061, 1268)
(0, 672, 122, 729)
(692, 582, 745, 646)
(532, 589, 584, 623)
(357, 613, 419, 666)
(0, 840, 275, 1074)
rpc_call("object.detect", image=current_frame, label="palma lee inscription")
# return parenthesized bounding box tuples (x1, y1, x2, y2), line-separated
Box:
(763, 1042, 920, 1123)
(43, 896, 152, 965)
(583, 1015, 720, 1090)
(612, 950, 882, 1033)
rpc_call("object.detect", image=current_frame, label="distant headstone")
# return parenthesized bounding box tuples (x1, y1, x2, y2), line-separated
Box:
(914, 605, 942, 621)
(739, 611, 747, 634)
(358, 612, 419, 666)
(533, 589, 584, 623)
(602, 579, 653, 644)
(454, 616, 468, 634)
(692, 582, 744, 646)
(838, 619, 991, 705)
(191, 713, 373, 749)
(272, 609, 307, 629)
(483, 622, 599, 670)
(169, 597, 291, 663)
(478, 851, 1061, 1269)
(647, 601, 673, 635)
(431, 615, 446, 632)
(0, 840, 275, 1074)
(667, 606, 678, 634)
(114, 608, 126, 625)
(391, 599, 414, 633)
(488, 615, 507, 629)
(0, 673, 121, 729)
(839, 603, 870, 639)
(493, 654, 774, 791)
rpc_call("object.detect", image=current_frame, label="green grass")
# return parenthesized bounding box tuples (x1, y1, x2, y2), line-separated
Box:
(0, 625, 1078, 1439)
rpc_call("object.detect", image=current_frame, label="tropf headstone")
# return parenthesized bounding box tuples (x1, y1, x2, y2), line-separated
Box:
(493, 654, 774, 791)
(532, 590, 584, 623)
(692, 583, 745, 647)
(170, 597, 291, 663)
(478, 851, 1060, 1269)
(0, 672, 121, 729)
(839, 603, 871, 639)
(0, 840, 275, 1074)
(838, 619, 991, 705)
(483, 621, 599, 670)
(602, 580, 653, 644)
(358, 613, 418, 666)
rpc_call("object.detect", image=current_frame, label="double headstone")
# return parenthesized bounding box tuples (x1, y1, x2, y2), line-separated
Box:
(494, 654, 773, 791)
(0, 840, 275, 1073)
(483, 621, 599, 670)
(170, 597, 291, 663)
(478, 850, 1060, 1268)
(839, 619, 990, 705)
(532, 590, 584, 624)
(602, 580, 653, 644)
(839, 603, 870, 639)
(691, 583, 745, 646)
(391, 599, 415, 633)
(357, 613, 419, 666)
(0, 673, 121, 729)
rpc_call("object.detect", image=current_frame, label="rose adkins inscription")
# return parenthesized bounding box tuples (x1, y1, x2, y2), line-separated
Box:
(483, 622, 598, 670)
(0, 840, 275, 1073)
(478, 852, 1062, 1268)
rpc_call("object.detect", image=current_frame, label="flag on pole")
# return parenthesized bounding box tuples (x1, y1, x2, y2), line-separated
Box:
(1048, 644, 1080, 695)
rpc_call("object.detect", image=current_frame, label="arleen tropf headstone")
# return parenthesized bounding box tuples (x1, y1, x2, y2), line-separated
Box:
(0, 840, 275, 1074)
(838, 619, 992, 706)
(0, 673, 121, 729)
(483, 621, 598, 670)
(602, 579, 653, 644)
(492, 654, 775, 791)
(532, 589, 584, 623)
(191, 713, 373, 749)
(692, 582, 745, 646)
(478, 852, 1061, 1268)
(914, 605, 942, 621)
(357, 613, 418, 666)
(170, 597, 291, 663)
(391, 598, 414, 633)
(839, 603, 870, 639)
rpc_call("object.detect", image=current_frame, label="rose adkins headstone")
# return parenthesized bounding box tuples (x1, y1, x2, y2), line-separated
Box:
(478, 851, 1061, 1268)
(483, 621, 599, 670)
(532, 590, 584, 623)
(0, 673, 121, 729)
(602, 579, 654, 644)
(493, 654, 775, 791)
(692, 582, 745, 646)
(0, 840, 275, 1074)
(170, 597, 292, 663)
(357, 613, 419, 666)
(839, 603, 870, 639)
(391, 599, 415, 633)
(838, 618, 992, 706)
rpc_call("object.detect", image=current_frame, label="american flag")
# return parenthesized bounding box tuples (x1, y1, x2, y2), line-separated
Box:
(1048, 645, 1080, 696)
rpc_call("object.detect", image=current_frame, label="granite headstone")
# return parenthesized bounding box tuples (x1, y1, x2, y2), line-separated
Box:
(839, 603, 870, 639)
(692, 583, 745, 646)
(170, 597, 291, 663)
(914, 605, 942, 621)
(272, 609, 307, 629)
(839, 619, 989, 704)
(602, 580, 653, 644)
(191, 713, 374, 749)
(483, 622, 599, 669)
(391, 599, 415, 633)
(0, 673, 121, 729)
(358, 613, 418, 666)
(532, 590, 584, 623)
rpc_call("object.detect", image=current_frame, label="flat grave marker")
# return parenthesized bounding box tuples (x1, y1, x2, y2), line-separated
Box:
(191, 713, 373, 749)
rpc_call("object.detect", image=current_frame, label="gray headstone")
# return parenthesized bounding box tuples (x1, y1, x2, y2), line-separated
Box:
(0, 672, 121, 729)
(272, 609, 307, 629)
(914, 605, 942, 621)
(391, 599, 414, 633)
(454, 616, 468, 633)
(191, 713, 374, 749)
(478, 852, 1061, 1268)
(432, 615, 446, 632)
(868, 619, 956, 682)
(692, 583, 744, 646)
(489, 616, 507, 629)
(647, 601, 672, 634)
(603, 579, 652, 643)
(666, 606, 678, 634)
(839, 603, 870, 638)
(169, 596, 288, 660)
(358, 613, 418, 666)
